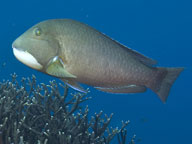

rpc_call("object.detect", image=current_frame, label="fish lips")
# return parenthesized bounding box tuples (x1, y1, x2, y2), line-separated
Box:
(12, 46, 43, 70)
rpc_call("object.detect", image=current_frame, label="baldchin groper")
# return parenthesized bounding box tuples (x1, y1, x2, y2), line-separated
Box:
(12, 19, 184, 102)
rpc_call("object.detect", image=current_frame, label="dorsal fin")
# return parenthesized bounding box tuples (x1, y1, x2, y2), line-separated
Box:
(126, 48, 157, 66)
(99, 30, 157, 66)
(110, 37, 157, 66)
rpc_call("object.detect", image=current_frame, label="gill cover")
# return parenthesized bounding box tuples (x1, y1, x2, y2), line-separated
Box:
(46, 56, 76, 78)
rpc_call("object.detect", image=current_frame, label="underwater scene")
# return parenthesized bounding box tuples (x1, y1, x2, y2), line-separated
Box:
(0, 0, 191, 144)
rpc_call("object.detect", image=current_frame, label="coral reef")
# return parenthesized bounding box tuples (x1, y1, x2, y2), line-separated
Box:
(0, 74, 134, 144)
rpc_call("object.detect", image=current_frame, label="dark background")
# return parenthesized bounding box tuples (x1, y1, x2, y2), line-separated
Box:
(0, 0, 191, 143)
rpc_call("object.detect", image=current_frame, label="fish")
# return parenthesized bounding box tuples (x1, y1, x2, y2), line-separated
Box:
(12, 19, 184, 102)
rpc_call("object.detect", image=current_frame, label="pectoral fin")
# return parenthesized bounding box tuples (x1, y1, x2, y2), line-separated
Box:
(95, 85, 146, 93)
(46, 56, 76, 78)
(62, 79, 88, 93)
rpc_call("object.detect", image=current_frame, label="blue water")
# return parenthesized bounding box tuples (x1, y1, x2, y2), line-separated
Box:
(1, 0, 191, 143)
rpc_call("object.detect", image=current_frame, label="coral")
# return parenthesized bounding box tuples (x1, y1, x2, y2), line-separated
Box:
(0, 74, 134, 144)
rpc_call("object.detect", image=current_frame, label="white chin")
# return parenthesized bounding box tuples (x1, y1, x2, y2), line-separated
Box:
(13, 48, 43, 70)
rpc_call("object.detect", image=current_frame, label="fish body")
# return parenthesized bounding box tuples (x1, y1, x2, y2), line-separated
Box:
(12, 19, 183, 102)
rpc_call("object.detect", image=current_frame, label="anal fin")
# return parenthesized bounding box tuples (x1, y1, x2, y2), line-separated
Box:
(95, 85, 146, 93)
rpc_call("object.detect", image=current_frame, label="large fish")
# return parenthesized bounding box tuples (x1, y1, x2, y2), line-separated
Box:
(12, 19, 183, 102)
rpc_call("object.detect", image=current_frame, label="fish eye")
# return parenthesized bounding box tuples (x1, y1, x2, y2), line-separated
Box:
(34, 27, 42, 36)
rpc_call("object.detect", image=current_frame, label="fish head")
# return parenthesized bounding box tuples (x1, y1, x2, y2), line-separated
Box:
(12, 20, 60, 71)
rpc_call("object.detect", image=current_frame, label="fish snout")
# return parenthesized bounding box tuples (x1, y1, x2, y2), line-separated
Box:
(12, 37, 22, 50)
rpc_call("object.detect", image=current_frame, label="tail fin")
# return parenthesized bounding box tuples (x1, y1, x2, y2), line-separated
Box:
(148, 67, 184, 103)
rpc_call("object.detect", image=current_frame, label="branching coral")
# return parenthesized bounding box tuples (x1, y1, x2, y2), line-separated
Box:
(0, 74, 134, 144)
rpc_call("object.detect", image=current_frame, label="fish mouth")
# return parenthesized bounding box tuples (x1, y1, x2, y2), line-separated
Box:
(12, 47, 43, 70)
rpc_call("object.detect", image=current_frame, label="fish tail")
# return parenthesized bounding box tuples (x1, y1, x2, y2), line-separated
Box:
(148, 67, 184, 103)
